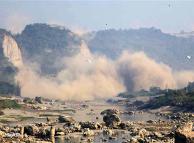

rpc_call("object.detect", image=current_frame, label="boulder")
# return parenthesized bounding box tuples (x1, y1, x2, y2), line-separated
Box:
(130, 127, 139, 136)
(24, 125, 39, 136)
(175, 122, 194, 143)
(103, 114, 121, 127)
(103, 129, 113, 136)
(138, 128, 149, 138)
(37, 127, 50, 138)
(58, 115, 75, 124)
(83, 128, 94, 137)
(56, 131, 65, 136)
(119, 122, 133, 130)
(0, 130, 5, 137)
(154, 132, 163, 139)
(35, 96, 43, 104)
(130, 137, 138, 143)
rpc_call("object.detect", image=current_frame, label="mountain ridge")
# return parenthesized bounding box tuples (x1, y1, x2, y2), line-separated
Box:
(15, 23, 82, 74)
(86, 27, 194, 70)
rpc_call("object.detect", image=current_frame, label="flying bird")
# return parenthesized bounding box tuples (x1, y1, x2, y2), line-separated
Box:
(187, 55, 191, 60)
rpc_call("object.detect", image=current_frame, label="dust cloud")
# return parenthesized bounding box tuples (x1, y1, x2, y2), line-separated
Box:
(16, 42, 124, 100)
(16, 42, 194, 100)
(116, 51, 177, 91)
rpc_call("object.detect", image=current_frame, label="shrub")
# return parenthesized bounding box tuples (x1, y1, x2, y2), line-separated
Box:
(0, 99, 21, 109)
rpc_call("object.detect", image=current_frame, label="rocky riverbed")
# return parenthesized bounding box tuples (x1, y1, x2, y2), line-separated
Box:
(0, 96, 193, 143)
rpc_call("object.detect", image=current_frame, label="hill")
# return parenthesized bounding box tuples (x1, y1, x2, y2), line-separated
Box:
(16, 23, 82, 74)
(87, 28, 194, 70)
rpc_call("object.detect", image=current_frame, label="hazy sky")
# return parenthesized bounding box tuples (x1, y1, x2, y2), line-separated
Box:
(0, 1, 194, 33)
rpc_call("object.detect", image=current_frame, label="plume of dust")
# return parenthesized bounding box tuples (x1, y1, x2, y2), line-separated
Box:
(174, 71, 194, 88)
(117, 51, 177, 91)
(16, 42, 125, 100)
(16, 42, 194, 100)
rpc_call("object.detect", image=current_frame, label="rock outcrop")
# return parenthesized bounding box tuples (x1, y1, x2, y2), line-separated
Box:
(175, 122, 194, 143)
(2, 35, 23, 67)
(101, 109, 121, 127)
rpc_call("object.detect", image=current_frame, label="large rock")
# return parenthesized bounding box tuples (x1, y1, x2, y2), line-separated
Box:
(118, 121, 133, 130)
(58, 115, 75, 124)
(2, 34, 23, 67)
(175, 122, 194, 143)
(0, 130, 5, 137)
(103, 114, 121, 127)
(138, 128, 149, 138)
(103, 129, 113, 136)
(101, 109, 121, 127)
(35, 97, 43, 104)
(56, 131, 65, 136)
(37, 127, 50, 138)
(24, 125, 39, 136)
(153, 132, 164, 139)
(130, 137, 138, 143)
(83, 128, 94, 137)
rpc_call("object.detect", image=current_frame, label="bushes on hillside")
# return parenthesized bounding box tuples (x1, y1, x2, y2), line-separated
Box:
(0, 99, 21, 109)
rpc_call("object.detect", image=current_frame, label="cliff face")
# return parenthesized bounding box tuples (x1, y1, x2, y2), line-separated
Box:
(2, 35, 23, 67)
(0, 30, 21, 96)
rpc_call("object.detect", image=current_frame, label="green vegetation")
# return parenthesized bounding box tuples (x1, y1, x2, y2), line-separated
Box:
(144, 89, 194, 110)
(121, 83, 194, 111)
(23, 97, 34, 104)
(118, 90, 152, 98)
(118, 87, 164, 98)
(0, 99, 21, 109)
(16, 23, 81, 74)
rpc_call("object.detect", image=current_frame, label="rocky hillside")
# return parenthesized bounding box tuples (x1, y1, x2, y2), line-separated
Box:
(1, 23, 194, 96)
(0, 29, 21, 96)
(16, 23, 81, 74)
(15, 24, 194, 72)
(0, 23, 82, 95)
(86, 28, 194, 70)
